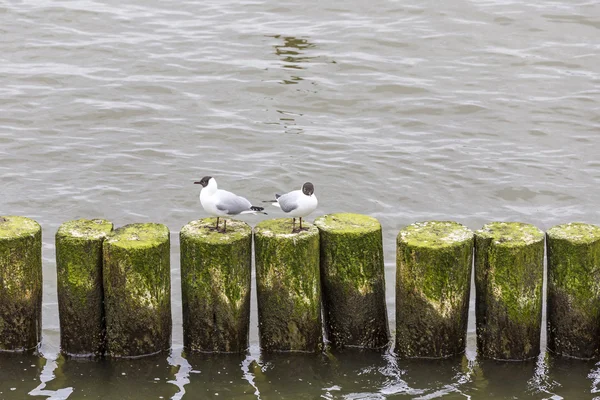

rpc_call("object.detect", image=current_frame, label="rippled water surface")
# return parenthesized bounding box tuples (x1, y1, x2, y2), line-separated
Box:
(1, 0, 600, 398)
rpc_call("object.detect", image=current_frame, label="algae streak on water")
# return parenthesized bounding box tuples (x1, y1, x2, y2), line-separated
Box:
(475, 222, 544, 360)
(56, 218, 113, 357)
(0, 216, 43, 351)
(315, 213, 389, 349)
(254, 219, 322, 352)
(180, 218, 252, 353)
(396, 221, 473, 358)
(547, 222, 600, 359)
(103, 223, 171, 358)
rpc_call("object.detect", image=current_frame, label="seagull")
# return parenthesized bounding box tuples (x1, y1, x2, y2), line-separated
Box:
(194, 176, 266, 233)
(264, 182, 318, 232)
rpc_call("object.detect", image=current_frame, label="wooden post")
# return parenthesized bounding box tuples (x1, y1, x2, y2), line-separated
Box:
(475, 222, 544, 360)
(254, 219, 322, 352)
(103, 223, 171, 357)
(547, 222, 600, 359)
(0, 216, 42, 351)
(56, 218, 113, 357)
(180, 218, 252, 353)
(315, 213, 389, 349)
(396, 221, 473, 358)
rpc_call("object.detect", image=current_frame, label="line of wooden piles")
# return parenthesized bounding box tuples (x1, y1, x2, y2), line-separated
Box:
(1, 215, 600, 361)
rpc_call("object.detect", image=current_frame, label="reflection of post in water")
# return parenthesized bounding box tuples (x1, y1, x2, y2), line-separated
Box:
(271, 34, 316, 75)
(48, 354, 179, 399)
(183, 353, 254, 398)
(392, 355, 472, 397)
(267, 35, 317, 135)
(253, 352, 330, 398)
(471, 358, 545, 397)
(549, 355, 599, 396)
(0, 353, 45, 398)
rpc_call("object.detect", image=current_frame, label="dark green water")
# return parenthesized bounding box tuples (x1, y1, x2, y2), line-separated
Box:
(3, 349, 600, 399)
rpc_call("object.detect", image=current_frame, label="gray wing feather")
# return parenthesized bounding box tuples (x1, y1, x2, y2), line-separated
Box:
(216, 190, 252, 215)
(276, 192, 299, 213)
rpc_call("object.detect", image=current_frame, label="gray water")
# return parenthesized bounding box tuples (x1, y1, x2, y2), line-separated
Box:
(1, 0, 600, 398)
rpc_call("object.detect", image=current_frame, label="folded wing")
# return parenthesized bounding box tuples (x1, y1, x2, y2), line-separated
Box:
(216, 190, 252, 215)
(276, 192, 299, 213)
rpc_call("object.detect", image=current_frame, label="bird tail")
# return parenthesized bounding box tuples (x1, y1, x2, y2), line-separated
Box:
(262, 194, 282, 203)
(240, 206, 268, 215)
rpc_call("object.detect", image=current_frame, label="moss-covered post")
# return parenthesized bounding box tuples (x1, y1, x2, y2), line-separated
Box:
(103, 223, 171, 357)
(0, 216, 42, 351)
(56, 219, 113, 357)
(314, 213, 389, 349)
(180, 218, 252, 353)
(474, 222, 544, 360)
(547, 223, 600, 359)
(254, 219, 322, 352)
(396, 221, 473, 358)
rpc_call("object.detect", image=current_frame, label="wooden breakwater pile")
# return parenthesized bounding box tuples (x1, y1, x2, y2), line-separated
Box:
(2, 214, 600, 361)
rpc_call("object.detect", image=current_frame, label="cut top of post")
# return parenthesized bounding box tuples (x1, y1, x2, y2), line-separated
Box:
(0, 215, 41, 240)
(547, 222, 600, 244)
(56, 219, 114, 240)
(181, 218, 251, 244)
(398, 221, 473, 248)
(254, 219, 318, 237)
(475, 222, 544, 247)
(314, 213, 380, 235)
(104, 223, 169, 249)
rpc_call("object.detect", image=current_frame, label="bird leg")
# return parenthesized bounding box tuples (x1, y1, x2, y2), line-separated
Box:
(292, 217, 307, 233)
(297, 217, 309, 232)
(209, 217, 221, 232)
(211, 217, 228, 233)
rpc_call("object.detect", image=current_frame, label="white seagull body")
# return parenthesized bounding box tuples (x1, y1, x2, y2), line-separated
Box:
(195, 176, 265, 232)
(267, 182, 318, 232)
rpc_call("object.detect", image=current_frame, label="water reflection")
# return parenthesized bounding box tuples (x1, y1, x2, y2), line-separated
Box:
(395, 356, 473, 399)
(28, 355, 73, 400)
(528, 353, 558, 398)
(252, 352, 331, 399)
(275, 109, 303, 135)
(247, 350, 472, 399)
(266, 35, 316, 135)
(6, 348, 600, 398)
(41, 354, 178, 400)
(471, 357, 556, 399)
(0, 353, 45, 399)
(181, 353, 255, 399)
(549, 355, 598, 399)
(167, 351, 191, 400)
(271, 35, 316, 72)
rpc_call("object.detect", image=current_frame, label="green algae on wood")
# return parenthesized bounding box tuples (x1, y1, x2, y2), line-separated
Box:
(254, 219, 322, 352)
(180, 218, 252, 353)
(396, 221, 473, 358)
(314, 213, 389, 349)
(546, 222, 600, 359)
(103, 223, 171, 357)
(474, 221, 544, 360)
(0, 216, 42, 351)
(56, 219, 113, 357)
